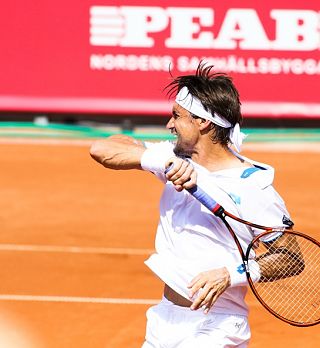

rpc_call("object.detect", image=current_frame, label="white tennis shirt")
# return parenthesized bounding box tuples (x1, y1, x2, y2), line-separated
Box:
(143, 141, 291, 316)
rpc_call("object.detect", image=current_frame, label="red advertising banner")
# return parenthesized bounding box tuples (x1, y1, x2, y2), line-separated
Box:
(0, 1, 320, 118)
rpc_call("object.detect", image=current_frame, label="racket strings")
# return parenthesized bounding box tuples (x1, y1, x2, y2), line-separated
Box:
(254, 246, 304, 281)
(258, 245, 318, 321)
(249, 233, 320, 324)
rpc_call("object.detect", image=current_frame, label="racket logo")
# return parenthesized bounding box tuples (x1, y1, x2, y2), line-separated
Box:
(282, 215, 294, 227)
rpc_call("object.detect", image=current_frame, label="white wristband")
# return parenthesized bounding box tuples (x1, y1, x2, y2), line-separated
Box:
(226, 260, 261, 287)
(141, 143, 175, 173)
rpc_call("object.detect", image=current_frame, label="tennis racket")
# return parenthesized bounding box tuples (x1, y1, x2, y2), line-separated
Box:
(186, 184, 320, 327)
(164, 162, 320, 327)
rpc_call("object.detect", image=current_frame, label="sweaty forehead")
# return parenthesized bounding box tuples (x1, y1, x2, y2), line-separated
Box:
(172, 102, 190, 116)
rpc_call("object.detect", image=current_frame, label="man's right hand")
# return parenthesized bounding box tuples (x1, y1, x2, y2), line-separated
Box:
(165, 158, 197, 192)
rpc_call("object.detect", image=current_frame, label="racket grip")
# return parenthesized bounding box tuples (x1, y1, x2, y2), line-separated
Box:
(187, 185, 221, 213)
(165, 164, 221, 214)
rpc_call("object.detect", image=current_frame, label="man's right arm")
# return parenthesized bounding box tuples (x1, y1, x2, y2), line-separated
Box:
(90, 134, 145, 170)
(90, 134, 197, 189)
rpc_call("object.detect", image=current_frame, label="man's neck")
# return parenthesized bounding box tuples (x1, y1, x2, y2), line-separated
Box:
(191, 143, 250, 172)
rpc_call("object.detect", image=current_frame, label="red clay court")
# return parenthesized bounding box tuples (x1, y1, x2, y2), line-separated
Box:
(0, 135, 319, 347)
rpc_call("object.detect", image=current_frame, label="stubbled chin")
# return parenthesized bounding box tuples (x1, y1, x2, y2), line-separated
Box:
(174, 142, 192, 158)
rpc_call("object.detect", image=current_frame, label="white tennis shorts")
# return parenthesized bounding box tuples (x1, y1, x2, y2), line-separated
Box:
(142, 297, 250, 348)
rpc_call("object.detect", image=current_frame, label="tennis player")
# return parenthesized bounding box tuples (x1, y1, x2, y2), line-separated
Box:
(90, 63, 293, 347)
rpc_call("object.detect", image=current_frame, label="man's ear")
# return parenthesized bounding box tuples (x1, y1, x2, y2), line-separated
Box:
(198, 118, 211, 131)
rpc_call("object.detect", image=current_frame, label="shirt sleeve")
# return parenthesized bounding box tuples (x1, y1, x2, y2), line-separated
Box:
(249, 187, 293, 236)
(142, 141, 176, 183)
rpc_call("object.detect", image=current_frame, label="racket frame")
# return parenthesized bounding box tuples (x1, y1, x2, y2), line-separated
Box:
(165, 165, 320, 326)
(245, 229, 320, 327)
(209, 204, 320, 327)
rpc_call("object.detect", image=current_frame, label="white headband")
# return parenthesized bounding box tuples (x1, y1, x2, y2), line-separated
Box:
(175, 86, 246, 152)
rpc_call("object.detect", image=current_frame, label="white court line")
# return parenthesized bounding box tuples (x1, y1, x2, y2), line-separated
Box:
(0, 137, 92, 146)
(0, 244, 154, 255)
(243, 142, 320, 153)
(1, 137, 320, 152)
(0, 294, 159, 305)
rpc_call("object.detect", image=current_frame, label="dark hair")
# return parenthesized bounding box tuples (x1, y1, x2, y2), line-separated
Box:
(165, 62, 242, 146)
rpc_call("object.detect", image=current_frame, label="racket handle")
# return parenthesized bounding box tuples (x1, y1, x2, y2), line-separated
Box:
(165, 164, 222, 214)
(187, 185, 222, 214)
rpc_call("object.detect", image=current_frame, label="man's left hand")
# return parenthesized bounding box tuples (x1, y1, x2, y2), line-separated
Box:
(187, 267, 231, 314)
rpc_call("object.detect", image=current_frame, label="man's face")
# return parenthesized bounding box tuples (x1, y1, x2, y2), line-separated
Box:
(166, 102, 200, 157)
